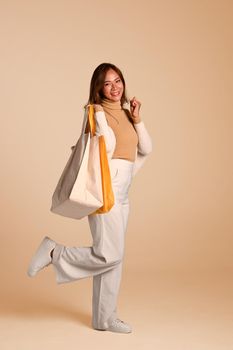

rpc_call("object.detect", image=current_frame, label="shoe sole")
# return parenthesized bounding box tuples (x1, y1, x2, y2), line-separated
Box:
(93, 326, 132, 334)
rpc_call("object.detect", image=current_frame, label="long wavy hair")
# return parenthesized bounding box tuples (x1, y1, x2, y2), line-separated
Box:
(84, 63, 129, 108)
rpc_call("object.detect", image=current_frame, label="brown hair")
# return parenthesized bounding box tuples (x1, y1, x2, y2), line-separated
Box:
(84, 63, 129, 108)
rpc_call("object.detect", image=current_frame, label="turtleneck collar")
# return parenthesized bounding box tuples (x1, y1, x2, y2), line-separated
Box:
(101, 98, 122, 110)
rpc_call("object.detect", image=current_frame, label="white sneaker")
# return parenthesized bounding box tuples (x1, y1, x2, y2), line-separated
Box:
(27, 236, 56, 277)
(106, 318, 132, 334)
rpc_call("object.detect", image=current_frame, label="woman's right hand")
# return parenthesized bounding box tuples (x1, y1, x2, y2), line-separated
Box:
(93, 104, 104, 112)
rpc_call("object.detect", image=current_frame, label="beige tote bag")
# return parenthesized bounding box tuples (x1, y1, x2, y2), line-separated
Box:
(50, 105, 108, 220)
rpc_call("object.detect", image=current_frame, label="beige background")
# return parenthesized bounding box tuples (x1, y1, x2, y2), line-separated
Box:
(0, 0, 232, 349)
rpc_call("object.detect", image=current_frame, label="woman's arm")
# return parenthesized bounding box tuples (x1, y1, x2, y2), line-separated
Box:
(128, 97, 153, 155)
(93, 105, 116, 154)
(134, 121, 153, 155)
(127, 96, 153, 176)
(125, 106, 153, 155)
(132, 152, 149, 177)
(132, 121, 153, 177)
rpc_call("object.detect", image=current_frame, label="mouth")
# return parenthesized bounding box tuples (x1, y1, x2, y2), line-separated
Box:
(111, 91, 120, 96)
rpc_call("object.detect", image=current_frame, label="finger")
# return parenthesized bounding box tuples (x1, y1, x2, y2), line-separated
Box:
(130, 96, 136, 103)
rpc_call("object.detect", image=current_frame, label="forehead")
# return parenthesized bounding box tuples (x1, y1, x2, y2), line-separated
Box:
(104, 69, 120, 81)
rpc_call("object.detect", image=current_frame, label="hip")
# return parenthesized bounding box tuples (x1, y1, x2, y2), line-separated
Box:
(109, 158, 134, 203)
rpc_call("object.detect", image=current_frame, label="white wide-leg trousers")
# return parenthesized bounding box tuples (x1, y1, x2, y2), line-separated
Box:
(52, 158, 134, 330)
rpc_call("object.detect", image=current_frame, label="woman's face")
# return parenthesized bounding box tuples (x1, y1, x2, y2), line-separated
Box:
(102, 68, 124, 102)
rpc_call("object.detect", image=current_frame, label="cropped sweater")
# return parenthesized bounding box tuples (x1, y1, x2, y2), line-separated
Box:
(94, 99, 153, 177)
(101, 98, 139, 162)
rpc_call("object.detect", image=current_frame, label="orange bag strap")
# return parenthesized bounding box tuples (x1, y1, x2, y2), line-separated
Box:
(85, 104, 115, 215)
(88, 104, 96, 137)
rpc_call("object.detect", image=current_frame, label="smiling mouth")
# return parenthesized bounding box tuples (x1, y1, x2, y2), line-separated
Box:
(111, 91, 120, 96)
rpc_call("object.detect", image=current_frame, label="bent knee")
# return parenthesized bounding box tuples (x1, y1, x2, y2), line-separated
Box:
(92, 246, 124, 265)
(103, 250, 124, 265)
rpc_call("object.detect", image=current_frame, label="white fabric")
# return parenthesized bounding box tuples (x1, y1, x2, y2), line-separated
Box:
(51, 109, 104, 220)
(69, 132, 103, 215)
(52, 158, 134, 330)
(94, 111, 116, 155)
(27, 236, 56, 277)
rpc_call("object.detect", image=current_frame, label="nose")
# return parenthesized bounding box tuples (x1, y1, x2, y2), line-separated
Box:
(111, 82, 118, 91)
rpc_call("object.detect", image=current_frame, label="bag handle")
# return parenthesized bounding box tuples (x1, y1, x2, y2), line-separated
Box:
(80, 106, 89, 135)
(80, 104, 96, 136)
(71, 105, 97, 151)
(88, 105, 96, 137)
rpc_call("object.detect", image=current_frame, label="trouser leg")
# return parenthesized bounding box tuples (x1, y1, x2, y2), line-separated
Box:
(91, 200, 130, 329)
(52, 158, 133, 330)
(52, 239, 121, 284)
(92, 261, 123, 329)
(52, 198, 128, 284)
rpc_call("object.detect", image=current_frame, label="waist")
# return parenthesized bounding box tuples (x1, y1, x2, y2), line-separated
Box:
(110, 158, 135, 169)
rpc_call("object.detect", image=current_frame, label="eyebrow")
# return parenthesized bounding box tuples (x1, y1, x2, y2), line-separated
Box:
(104, 77, 120, 83)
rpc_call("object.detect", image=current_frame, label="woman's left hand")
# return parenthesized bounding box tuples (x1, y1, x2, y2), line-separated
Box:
(130, 97, 142, 123)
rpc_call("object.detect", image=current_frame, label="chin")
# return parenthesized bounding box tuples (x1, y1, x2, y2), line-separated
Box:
(109, 95, 122, 102)
(112, 97, 121, 102)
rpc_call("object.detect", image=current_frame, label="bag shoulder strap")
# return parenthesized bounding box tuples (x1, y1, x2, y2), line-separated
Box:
(81, 105, 96, 136)
(71, 105, 96, 151)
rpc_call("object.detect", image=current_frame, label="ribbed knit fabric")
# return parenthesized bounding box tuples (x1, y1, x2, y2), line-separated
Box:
(101, 98, 139, 162)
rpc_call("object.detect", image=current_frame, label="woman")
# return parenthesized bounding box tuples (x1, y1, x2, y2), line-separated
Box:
(27, 63, 152, 334)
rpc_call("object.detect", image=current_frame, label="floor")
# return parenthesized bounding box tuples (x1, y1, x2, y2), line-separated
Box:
(1, 269, 233, 350)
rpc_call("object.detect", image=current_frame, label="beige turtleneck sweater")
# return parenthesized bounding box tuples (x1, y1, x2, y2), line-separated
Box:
(99, 98, 139, 162)
(81, 99, 152, 175)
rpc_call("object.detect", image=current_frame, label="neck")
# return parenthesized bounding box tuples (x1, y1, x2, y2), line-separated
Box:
(102, 98, 122, 110)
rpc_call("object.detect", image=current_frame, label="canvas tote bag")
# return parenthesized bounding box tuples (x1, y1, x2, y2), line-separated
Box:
(50, 104, 114, 219)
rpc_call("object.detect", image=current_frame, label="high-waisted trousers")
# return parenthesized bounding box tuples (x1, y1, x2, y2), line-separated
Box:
(52, 158, 134, 330)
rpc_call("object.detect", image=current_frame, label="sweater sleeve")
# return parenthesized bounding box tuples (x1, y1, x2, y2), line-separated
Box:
(94, 110, 116, 154)
(132, 152, 148, 177)
(134, 121, 153, 155)
(132, 121, 153, 177)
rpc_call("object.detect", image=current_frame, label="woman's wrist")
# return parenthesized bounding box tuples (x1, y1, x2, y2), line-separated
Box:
(132, 115, 142, 124)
